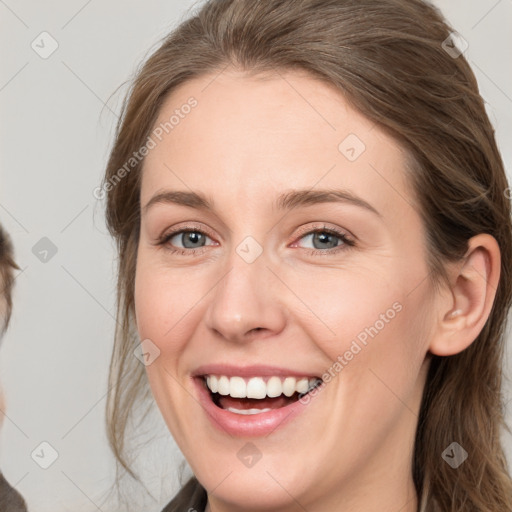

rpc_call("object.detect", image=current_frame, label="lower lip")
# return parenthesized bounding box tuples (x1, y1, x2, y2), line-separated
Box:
(193, 377, 316, 437)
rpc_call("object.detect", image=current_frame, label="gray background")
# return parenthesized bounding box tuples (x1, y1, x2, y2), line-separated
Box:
(0, 1, 511, 511)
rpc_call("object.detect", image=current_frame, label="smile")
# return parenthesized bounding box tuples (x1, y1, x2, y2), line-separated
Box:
(193, 366, 324, 436)
(205, 375, 321, 413)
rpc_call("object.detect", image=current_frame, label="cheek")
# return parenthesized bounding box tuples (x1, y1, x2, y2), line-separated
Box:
(133, 258, 206, 438)
(295, 260, 432, 395)
(134, 258, 204, 352)
(293, 267, 403, 348)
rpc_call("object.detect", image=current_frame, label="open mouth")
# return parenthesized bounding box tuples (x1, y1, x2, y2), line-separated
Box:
(202, 375, 323, 415)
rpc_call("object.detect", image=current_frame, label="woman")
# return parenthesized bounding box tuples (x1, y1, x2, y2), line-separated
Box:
(102, 0, 512, 510)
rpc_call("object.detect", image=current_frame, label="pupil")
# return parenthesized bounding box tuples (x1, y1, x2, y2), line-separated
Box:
(183, 231, 204, 248)
(314, 232, 338, 249)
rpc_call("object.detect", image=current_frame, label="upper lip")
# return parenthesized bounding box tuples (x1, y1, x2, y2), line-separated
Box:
(192, 364, 321, 379)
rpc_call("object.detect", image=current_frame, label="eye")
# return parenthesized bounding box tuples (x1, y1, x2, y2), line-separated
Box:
(156, 223, 354, 256)
(157, 224, 217, 255)
(168, 230, 212, 249)
(292, 225, 355, 254)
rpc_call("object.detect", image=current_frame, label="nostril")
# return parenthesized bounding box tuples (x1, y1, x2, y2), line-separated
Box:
(246, 327, 268, 339)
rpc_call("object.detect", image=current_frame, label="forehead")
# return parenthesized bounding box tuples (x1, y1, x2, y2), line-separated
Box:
(140, 68, 416, 218)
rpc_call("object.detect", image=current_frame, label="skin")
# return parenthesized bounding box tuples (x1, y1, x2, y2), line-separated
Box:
(134, 68, 500, 512)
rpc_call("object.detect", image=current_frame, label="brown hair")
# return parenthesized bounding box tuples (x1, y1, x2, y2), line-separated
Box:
(102, 1, 512, 510)
(0, 224, 18, 334)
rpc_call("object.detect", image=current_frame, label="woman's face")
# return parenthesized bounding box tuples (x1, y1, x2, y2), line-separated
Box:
(135, 69, 437, 510)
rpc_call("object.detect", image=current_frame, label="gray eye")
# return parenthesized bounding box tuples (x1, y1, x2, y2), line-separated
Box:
(170, 231, 210, 249)
(301, 231, 342, 250)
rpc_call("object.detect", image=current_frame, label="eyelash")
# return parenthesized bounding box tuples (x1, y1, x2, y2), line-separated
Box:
(157, 223, 355, 257)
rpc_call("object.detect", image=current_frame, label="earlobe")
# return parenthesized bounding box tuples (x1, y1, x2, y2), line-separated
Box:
(429, 234, 501, 357)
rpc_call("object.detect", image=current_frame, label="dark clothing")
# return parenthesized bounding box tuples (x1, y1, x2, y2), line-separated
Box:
(0, 471, 28, 511)
(161, 476, 207, 512)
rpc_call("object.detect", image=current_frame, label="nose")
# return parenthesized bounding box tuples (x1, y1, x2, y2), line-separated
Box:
(203, 246, 287, 344)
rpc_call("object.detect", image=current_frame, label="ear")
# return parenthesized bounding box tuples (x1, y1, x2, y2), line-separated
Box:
(429, 234, 501, 356)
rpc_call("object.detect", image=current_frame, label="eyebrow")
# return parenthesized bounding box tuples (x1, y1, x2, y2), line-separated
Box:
(143, 188, 381, 216)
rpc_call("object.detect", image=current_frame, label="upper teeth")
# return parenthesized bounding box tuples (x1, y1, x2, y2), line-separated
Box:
(205, 375, 321, 399)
